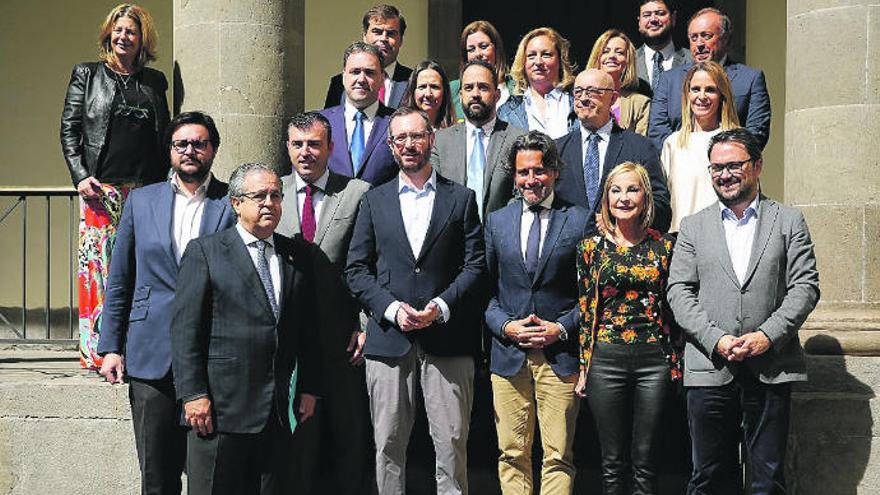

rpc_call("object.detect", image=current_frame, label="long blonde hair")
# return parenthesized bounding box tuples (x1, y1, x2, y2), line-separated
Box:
(599, 162, 655, 232)
(510, 27, 577, 95)
(586, 29, 639, 93)
(678, 61, 739, 148)
(98, 4, 158, 70)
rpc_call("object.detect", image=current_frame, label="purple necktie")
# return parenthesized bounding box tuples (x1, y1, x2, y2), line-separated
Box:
(301, 184, 316, 242)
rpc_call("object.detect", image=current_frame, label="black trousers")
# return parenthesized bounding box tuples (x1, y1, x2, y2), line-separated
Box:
(128, 373, 187, 495)
(586, 342, 671, 495)
(686, 371, 792, 495)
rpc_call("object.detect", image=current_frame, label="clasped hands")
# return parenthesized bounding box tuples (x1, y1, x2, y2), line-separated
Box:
(715, 331, 771, 361)
(503, 314, 562, 349)
(396, 301, 440, 331)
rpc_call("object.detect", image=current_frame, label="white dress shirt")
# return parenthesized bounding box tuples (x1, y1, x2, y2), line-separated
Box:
(344, 100, 379, 146)
(523, 87, 572, 139)
(720, 196, 760, 285)
(294, 169, 329, 224)
(382, 61, 397, 103)
(236, 224, 282, 306)
(642, 42, 678, 86)
(382, 169, 450, 323)
(580, 118, 614, 176)
(171, 173, 211, 262)
(519, 192, 554, 261)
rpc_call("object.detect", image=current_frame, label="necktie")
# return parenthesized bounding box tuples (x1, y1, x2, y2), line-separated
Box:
(378, 73, 387, 104)
(252, 240, 279, 320)
(301, 183, 317, 242)
(468, 127, 486, 220)
(651, 51, 664, 92)
(350, 111, 365, 176)
(525, 205, 542, 276)
(584, 132, 601, 208)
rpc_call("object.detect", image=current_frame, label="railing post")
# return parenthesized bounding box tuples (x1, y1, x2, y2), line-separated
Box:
(21, 196, 27, 338)
(45, 195, 51, 338)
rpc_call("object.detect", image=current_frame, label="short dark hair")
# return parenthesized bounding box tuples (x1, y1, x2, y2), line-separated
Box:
(638, 0, 677, 12)
(689, 7, 732, 39)
(167, 111, 220, 150)
(504, 131, 565, 175)
(342, 41, 385, 71)
(362, 4, 406, 36)
(708, 128, 762, 163)
(387, 106, 432, 136)
(285, 112, 332, 143)
(460, 59, 498, 88)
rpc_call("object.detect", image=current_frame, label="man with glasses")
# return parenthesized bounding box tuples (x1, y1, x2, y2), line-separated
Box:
(555, 68, 671, 236)
(346, 107, 485, 495)
(635, 0, 691, 92)
(171, 163, 320, 495)
(668, 128, 819, 495)
(648, 7, 771, 150)
(98, 111, 235, 495)
(431, 60, 526, 221)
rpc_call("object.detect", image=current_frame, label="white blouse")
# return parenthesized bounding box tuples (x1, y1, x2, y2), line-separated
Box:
(661, 129, 723, 232)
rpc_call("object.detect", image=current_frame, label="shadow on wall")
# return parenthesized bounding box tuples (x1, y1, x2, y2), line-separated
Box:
(791, 335, 874, 495)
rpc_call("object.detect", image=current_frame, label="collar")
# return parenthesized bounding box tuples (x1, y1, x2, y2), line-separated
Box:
(581, 118, 613, 143)
(295, 169, 329, 193)
(384, 60, 398, 79)
(398, 168, 437, 194)
(465, 116, 497, 137)
(522, 191, 555, 212)
(643, 41, 676, 62)
(719, 195, 760, 221)
(524, 86, 566, 104)
(344, 99, 379, 122)
(170, 172, 212, 198)
(236, 223, 274, 246)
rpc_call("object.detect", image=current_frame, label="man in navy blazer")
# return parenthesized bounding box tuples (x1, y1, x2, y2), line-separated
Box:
(345, 107, 485, 494)
(484, 131, 586, 493)
(647, 7, 771, 150)
(98, 111, 235, 495)
(321, 41, 398, 187)
(555, 69, 671, 236)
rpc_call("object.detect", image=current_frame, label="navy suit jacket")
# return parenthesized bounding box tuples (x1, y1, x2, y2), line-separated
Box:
(484, 197, 586, 377)
(345, 173, 486, 358)
(98, 178, 235, 380)
(555, 123, 671, 236)
(647, 59, 771, 150)
(323, 63, 413, 109)
(320, 104, 398, 186)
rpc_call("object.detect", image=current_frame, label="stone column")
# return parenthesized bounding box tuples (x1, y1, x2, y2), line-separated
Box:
(786, 2, 880, 493)
(174, 0, 304, 180)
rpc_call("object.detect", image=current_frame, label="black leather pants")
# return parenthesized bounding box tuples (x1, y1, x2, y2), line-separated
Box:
(586, 342, 672, 495)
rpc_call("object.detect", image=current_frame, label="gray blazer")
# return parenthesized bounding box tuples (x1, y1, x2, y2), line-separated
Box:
(430, 120, 527, 218)
(635, 44, 692, 91)
(667, 196, 820, 387)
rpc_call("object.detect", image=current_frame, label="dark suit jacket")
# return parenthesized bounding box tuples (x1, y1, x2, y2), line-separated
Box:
(323, 63, 413, 109)
(320, 104, 398, 186)
(484, 197, 586, 378)
(345, 173, 486, 358)
(555, 123, 671, 235)
(647, 59, 771, 150)
(171, 227, 319, 434)
(98, 178, 235, 380)
(430, 119, 527, 217)
(635, 44, 692, 94)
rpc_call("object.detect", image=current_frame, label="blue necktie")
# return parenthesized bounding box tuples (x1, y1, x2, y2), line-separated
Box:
(525, 205, 542, 277)
(468, 127, 486, 220)
(584, 132, 601, 208)
(350, 111, 365, 176)
(252, 240, 278, 321)
(651, 51, 664, 92)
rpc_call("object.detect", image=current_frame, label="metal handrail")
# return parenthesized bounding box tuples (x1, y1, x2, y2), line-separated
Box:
(0, 187, 78, 342)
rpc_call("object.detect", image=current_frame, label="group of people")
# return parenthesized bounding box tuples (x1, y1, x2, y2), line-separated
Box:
(60, 2, 820, 495)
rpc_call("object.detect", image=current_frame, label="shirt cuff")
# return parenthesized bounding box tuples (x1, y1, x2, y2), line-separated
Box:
(431, 297, 450, 323)
(384, 301, 402, 324)
(182, 393, 209, 403)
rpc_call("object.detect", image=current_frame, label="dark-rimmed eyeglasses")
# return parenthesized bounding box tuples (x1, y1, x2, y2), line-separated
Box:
(572, 86, 615, 99)
(171, 139, 211, 153)
(388, 131, 432, 147)
(708, 160, 751, 176)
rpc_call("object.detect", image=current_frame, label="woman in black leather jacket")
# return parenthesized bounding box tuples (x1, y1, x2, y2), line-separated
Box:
(60, 4, 169, 369)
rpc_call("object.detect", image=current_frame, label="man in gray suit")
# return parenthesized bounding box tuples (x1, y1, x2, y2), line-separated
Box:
(635, 0, 691, 92)
(667, 128, 820, 495)
(431, 60, 527, 221)
(277, 112, 373, 495)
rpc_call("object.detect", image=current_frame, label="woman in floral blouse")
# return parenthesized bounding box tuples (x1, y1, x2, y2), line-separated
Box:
(574, 161, 681, 495)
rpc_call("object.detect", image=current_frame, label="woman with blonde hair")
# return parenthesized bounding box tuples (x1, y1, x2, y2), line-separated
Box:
(586, 29, 651, 135)
(60, 3, 170, 369)
(449, 20, 514, 120)
(575, 161, 680, 495)
(497, 27, 578, 138)
(660, 61, 740, 231)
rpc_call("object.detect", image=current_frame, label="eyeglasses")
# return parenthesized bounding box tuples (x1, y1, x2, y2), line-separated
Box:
(572, 86, 615, 99)
(238, 190, 284, 204)
(708, 160, 751, 176)
(388, 131, 432, 147)
(171, 139, 211, 153)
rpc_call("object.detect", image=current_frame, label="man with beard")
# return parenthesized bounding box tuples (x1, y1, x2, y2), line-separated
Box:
(668, 128, 819, 495)
(432, 60, 526, 221)
(648, 7, 771, 150)
(324, 4, 412, 109)
(345, 107, 485, 495)
(98, 111, 236, 495)
(555, 69, 671, 236)
(483, 131, 587, 493)
(635, 0, 692, 93)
